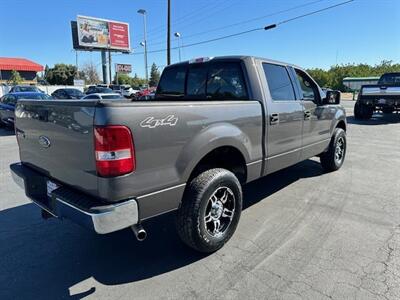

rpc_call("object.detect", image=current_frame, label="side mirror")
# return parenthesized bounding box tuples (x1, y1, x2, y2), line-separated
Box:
(323, 90, 341, 105)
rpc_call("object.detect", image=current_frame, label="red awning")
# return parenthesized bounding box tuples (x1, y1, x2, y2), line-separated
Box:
(0, 57, 43, 72)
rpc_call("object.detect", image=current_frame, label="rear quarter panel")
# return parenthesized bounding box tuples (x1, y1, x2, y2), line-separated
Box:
(94, 101, 263, 203)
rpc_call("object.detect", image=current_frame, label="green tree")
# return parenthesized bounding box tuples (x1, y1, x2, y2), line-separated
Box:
(45, 64, 77, 85)
(307, 60, 400, 91)
(149, 63, 160, 87)
(131, 73, 147, 88)
(8, 70, 23, 85)
(114, 73, 132, 85)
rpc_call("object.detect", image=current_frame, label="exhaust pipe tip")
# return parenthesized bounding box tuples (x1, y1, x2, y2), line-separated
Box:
(131, 224, 147, 241)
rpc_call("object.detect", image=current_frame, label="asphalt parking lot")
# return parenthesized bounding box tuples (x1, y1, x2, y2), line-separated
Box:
(0, 101, 399, 300)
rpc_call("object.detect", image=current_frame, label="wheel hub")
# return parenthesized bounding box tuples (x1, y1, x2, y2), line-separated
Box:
(211, 201, 223, 219)
(204, 187, 235, 237)
(335, 137, 345, 163)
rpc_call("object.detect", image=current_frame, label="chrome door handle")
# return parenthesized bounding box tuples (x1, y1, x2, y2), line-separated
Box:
(270, 113, 279, 125)
(304, 110, 311, 120)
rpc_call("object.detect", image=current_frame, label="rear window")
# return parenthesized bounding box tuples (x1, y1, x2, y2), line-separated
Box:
(157, 66, 186, 97)
(207, 62, 248, 100)
(263, 63, 296, 101)
(156, 61, 248, 100)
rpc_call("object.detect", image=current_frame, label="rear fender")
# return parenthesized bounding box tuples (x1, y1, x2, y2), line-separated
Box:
(176, 122, 251, 181)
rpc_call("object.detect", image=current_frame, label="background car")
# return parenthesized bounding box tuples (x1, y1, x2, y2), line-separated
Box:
(85, 86, 114, 95)
(52, 88, 84, 99)
(122, 86, 140, 98)
(137, 93, 155, 101)
(0, 92, 52, 127)
(9, 85, 44, 93)
(82, 93, 124, 100)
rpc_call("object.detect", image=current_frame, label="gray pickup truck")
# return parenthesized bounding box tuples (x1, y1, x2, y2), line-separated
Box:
(354, 72, 400, 119)
(10, 56, 347, 252)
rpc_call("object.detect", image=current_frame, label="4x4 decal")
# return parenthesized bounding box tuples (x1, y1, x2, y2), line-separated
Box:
(140, 115, 178, 128)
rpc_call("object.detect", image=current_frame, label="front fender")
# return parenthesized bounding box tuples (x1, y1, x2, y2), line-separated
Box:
(176, 122, 252, 181)
(330, 106, 347, 135)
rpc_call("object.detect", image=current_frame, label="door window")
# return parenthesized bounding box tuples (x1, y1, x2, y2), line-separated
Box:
(263, 63, 296, 101)
(295, 69, 319, 102)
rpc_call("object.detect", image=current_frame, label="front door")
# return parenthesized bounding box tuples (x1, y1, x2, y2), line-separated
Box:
(261, 62, 304, 175)
(293, 68, 334, 160)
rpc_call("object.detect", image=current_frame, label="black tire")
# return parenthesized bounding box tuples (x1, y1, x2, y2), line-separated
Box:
(354, 102, 373, 120)
(320, 128, 346, 172)
(176, 168, 242, 253)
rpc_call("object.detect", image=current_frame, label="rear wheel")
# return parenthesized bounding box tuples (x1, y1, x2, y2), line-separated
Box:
(354, 102, 373, 120)
(176, 168, 242, 253)
(320, 128, 346, 172)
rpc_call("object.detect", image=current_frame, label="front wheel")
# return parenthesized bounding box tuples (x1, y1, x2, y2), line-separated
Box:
(176, 168, 242, 253)
(320, 128, 347, 172)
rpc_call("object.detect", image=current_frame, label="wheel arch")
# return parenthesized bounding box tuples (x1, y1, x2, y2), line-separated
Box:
(177, 123, 252, 185)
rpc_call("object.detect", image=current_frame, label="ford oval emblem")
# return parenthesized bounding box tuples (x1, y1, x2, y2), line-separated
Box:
(38, 135, 51, 148)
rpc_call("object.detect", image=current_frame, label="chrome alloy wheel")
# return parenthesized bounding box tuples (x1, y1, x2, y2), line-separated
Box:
(204, 187, 235, 237)
(335, 137, 345, 163)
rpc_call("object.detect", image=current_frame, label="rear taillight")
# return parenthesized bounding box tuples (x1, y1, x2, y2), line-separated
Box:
(94, 126, 135, 177)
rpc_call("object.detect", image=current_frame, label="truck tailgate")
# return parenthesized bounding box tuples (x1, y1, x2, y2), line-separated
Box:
(15, 100, 98, 197)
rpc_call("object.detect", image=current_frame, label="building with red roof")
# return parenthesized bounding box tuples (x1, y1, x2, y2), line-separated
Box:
(0, 57, 44, 84)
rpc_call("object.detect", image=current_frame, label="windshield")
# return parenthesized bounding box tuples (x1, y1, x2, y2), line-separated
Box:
(378, 73, 400, 85)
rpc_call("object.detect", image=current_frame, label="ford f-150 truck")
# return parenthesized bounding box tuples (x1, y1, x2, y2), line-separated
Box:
(354, 72, 400, 119)
(10, 56, 347, 252)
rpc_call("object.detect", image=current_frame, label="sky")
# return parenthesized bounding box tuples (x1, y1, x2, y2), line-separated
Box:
(0, 0, 399, 78)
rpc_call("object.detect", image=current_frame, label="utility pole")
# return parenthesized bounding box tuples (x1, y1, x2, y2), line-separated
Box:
(75, 50, 79, 78)
(167, 0, 171, 65)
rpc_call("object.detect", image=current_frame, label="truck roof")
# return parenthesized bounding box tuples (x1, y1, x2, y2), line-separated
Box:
(167, 55, 302, 70)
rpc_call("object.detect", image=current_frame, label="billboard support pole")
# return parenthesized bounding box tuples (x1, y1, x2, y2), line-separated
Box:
(101, 50, 108, 84)
(108, 50, 112, 84)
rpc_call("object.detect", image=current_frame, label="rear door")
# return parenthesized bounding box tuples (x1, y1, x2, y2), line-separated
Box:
(261, 62, 304, 174)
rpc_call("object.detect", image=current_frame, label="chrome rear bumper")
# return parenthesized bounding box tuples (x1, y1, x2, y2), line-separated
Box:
(10, 163, 139, 234)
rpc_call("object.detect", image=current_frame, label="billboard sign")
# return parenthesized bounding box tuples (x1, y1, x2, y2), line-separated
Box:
(116, 63, 132, 73)
(76, 15, 130, 52)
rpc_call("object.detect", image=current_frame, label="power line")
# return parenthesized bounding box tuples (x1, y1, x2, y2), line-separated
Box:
(164, 0, 328, 44)
(119, 0, 355, 57)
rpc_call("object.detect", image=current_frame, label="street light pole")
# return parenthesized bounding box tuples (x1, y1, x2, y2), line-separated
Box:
(138, 9, 149, 86)
(167, 0, 171, 65)
(174, 32, 182, 62)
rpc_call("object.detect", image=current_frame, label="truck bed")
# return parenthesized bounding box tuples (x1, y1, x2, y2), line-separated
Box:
(15, 99, 263, 212)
